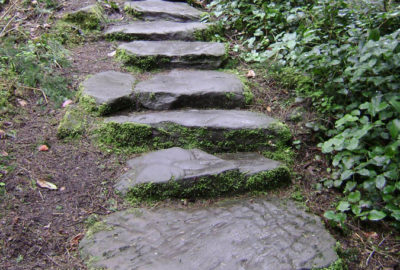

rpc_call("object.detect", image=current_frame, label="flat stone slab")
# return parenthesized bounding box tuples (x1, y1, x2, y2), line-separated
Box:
(105, 21, 209, 41)
(134, 70, 245, 110)
(107, 109, 275, 129)
(101, 109, 291, 152)
(115, 147, 288, 197)
(80, 71, 136, 115)
(80, 199, 338, 270)
(124, 0, 203, 22)
(117, 41, 226, 69)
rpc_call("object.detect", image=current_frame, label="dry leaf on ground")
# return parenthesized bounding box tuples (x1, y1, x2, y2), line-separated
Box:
(38, 145, 49, 151)
(17, 99, 28, 107)
(37, 179, 58, 190)
(62, 100, 73, 108)
(246, 70, 256, 78)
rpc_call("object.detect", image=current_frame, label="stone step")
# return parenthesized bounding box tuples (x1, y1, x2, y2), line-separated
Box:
(115, 147, 290, 197)
(78, 71, 137, 115)
(117, 40, 226, 70)
(105, 20, 209, 41)
(134, 70, 245, 110)
(80, 198, 339, 270)
(124, 0, 204, 22)
(99, 109, 292, 153)
(78, 70, 245, 114)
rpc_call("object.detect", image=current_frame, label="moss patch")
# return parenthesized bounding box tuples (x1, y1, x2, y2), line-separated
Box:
(63, 4, 106, 30)
(95, 121, 292, 155)
(116, 46, 227, 70)
(126, 166, 290, 202)
(123, 5, 144, 20)
(116, 49, 171, 71)
(194, 23, 225, 42)
(57, 105, 89, 139)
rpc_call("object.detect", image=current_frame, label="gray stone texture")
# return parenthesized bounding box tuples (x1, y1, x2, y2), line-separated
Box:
(134, 70, 245, 110)
(124, 0, 204, 22)
(106, 109, 277, 130)
(80, 198, 338, 270)
(105, 21, 209, 41)
(115, 147, 281, 194)
(81, 71, 136, 109)
(118, 40, 226, 69)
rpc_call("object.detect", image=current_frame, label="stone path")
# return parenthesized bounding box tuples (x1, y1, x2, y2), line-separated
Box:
(63, 1, 339, 269)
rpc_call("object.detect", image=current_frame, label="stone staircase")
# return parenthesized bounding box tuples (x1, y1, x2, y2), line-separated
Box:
(62, 1, 340, 269)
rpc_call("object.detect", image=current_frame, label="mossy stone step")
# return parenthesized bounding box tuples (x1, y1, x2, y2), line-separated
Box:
(105, 21, 209, 41)
(134, 69, 245, 110)
(124, 0, 204, 22)
(79, 71, 137, 115)
(116, 147, 289, 198)
(117, 40, 226, 70)
(79, 198, 339, 270)
(99, 109, 291, 153)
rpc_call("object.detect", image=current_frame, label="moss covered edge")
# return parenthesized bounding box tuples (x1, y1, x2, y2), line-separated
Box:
(95, 120, 292, 155)
(125, 166, 291, 203)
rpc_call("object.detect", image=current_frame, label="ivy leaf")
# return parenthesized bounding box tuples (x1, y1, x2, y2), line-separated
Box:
(368, 210, 386, 221)
(324, 210, 337, 220)
(348, 191, 361, 203)
(388, 119, 400, 139)
(375, 175, 386, 190)
(368, 28, 380, 41)
(341, 170, 354, 180)
(345, 181, 357, 192)
(337, 201, 350, 212)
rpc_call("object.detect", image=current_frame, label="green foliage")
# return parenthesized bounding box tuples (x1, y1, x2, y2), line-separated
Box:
(0, 35, 72, 105)
(321, 94, 400, 224)
(209, 0, 400, 226)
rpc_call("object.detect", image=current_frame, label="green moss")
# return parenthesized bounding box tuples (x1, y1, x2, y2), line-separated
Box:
(63, 4, 105, 30)
(193, 23, 225, 42)
(95, 121, 292, 154)
(127, 166, 290, 202)
(45, 21, 85, 46)
(123, 5, 143, 19)
(57, 105, 88, 139)
(105, 32, 139, 42)
(95, 122, 153, 153)
(116, 49, 171, 71)
(85, 221, 114, 240)
(246, 166, 291, 190)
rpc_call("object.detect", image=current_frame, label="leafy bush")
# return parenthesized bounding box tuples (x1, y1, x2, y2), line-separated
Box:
(208, 0, 400, 226)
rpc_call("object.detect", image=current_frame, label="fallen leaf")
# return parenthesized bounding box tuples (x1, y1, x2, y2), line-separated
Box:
(60, 186, 66, 191)
(17, 99, 28, 107)
(0, 130, 5, 139)
(38, 145, 49, 151)
(62, 100, 73, 108)
(70, 233, 84, 248)
(266, 106, 272, 112)
(108, 51, 116, 57)
(364, 231, 379, 239)
(246, 70, 256, 78)
(0, 150, 8, 157)
(37, 179, 58, 190)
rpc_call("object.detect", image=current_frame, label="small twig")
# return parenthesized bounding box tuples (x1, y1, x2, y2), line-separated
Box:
(0, 1, 18, 21)
(45, 254, 61, 267)
(0, 14, 17, 37)
(20, 85, 49, 104)
(366, 237, 387, 266)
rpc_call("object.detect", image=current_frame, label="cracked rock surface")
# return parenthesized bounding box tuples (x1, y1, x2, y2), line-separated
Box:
(80, 198, 338, 270)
